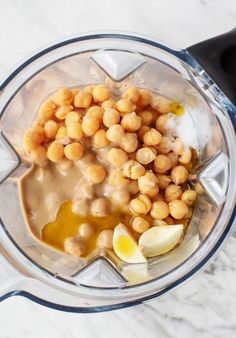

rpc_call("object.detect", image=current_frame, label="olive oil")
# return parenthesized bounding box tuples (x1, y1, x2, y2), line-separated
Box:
(42, 201, 132, 255)
(170, 101, 185, 116)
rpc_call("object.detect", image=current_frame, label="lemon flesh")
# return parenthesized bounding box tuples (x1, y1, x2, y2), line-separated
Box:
(113, 223, 146, 263)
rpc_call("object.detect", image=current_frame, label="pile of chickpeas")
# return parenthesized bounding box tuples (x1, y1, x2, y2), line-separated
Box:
(23, 84, 199, 258)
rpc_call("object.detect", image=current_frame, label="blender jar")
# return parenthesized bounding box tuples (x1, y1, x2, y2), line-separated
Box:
(0, 31, 235, 312)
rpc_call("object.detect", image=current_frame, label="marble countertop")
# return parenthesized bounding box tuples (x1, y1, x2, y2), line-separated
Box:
(0, 0, 236, 337)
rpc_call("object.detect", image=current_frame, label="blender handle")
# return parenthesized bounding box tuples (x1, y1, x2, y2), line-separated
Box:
(187, 28, 236, 106)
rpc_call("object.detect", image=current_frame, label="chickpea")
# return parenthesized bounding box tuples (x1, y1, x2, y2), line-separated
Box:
(171, 165, 188, 185)
(64, 236, 86, 257)
(71, 87, 80, 96)
(74, 91, 92, 108)
(117, 98, 135, 114)
(181, 189, 197, 206)
(30, 146, 47, 166)
(91, 197, 110, 217)
(149, 107, 159, 121)
(103, 108, 120, 128)
(167, 151, 179, 168)
(86, 164, 106, 184)
(143, 128, 162, 146)
(97, 229, 114, 249)
(146, 146, 157, 156)
(60, 137, 74, 148)
(179, 148, 192, 164)
(106, 148, 128, 167)
(55, 105, 72, 120)
(65, 111, 82, 126)
(66, 122, 83, 140)
(156, 136, 172, 154)
(82, 116, 100, 136)
(38, 99, 56, 119)
(132, 216, 150, 233)
(195, 182, 204, 194)
(137, 125, 150, 141)
(80, 184, 95, 200)
(130, 194, 152, 215)
(47, 142, 64, 162)
(137, 89, 152, 107)
(153, 219, 168, 226)
(101, 99, 117, 109)
(86, 106, 104, 123)
(78, 223, 94, 239)
(123, 160, 145, 179)
(72, 199, 89, 215)
(184, 208, 193, 219)
(136, 147, 156, 165)
(111, 190, 131, 204)
(108, 169, 130, 188)
(128, 180, 140, 194)
(93, 129, 109, 148)
(121, 112, 141, 132)
(51, 88, 73, 106)
(147, 185, 160, 198)
(157, 174, 171, 190)
(154, 155, 171, 174)
(169, 200, 188, 219)
(43, 120, 58, 139)
(138, 110, 153, 125)
(119, 133, 138, 153)
(84, 85, 95, 94)
(64, 142, 84, 161)
(173, 138, 184, 155)
(106, 124, 125, 142)
(165, 184, 183, 203)
(92, 85, 111, 102)
(23, 130, 41, 152)
(55, 126, 67, 140)
(123, 86, 140, 103)
(138, 171, 158, 194)
(152, 95, 171, 114)
(150, 200, 169, 219)
(155, 114, 170, 133)
(32, 117, 49, 128)
(31, 125, 45, 142)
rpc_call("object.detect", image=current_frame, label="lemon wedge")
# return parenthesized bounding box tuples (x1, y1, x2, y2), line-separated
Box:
(139, 224, 184, 257)
(113, 224, 146, 263)
(122, 264, 148, 283)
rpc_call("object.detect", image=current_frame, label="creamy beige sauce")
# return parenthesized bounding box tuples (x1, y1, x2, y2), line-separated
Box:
(19, 149, 114, 239)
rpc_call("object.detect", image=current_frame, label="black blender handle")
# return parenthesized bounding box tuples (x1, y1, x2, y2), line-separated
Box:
(187, 28, 236, 106)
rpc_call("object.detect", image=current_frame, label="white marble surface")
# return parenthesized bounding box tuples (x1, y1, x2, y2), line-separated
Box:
(0, 0, 236, 337)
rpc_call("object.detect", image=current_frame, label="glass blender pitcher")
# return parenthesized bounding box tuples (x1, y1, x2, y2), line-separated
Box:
(0, 30, 235, 312)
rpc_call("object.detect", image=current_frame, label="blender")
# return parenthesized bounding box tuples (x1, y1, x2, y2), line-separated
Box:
(0, 30, 235, 312)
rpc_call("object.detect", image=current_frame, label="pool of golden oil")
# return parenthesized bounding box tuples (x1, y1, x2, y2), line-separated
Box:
(42, 201, 132, 255)
(170, 101, 185, 116)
